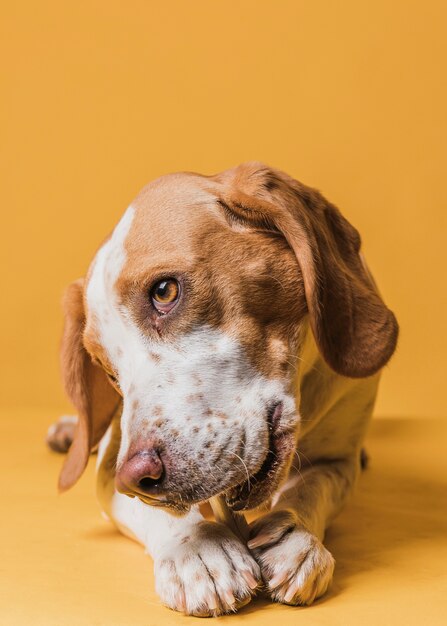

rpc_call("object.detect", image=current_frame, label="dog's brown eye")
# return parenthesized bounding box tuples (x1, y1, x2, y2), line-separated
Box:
(150, 278, 180, 314)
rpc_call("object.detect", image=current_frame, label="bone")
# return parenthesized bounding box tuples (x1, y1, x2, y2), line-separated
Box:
(209, 495, 250, 543)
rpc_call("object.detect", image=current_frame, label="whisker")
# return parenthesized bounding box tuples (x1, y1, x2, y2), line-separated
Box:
(290, 450, 307, 485)
(225, 450, 251, 492)
(295, 448, 313, 468)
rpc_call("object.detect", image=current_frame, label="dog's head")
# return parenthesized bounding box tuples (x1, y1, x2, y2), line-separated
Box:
(58, 163, 398, 512)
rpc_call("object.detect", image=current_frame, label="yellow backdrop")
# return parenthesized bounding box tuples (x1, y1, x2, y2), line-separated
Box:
(1, 0, 446, 418)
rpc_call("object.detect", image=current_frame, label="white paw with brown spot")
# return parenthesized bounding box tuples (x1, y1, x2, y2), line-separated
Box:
(154, 520, 261, 616)
(46, 415, 77, 453)
(248, 510, 335, 605)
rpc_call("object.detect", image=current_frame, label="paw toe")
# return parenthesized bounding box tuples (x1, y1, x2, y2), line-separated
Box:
(251, 516, 335, 607)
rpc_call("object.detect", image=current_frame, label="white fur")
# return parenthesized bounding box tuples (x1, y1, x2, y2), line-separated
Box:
(115, 494, 260, 615)
(247, 509, 335, 605)
(113, 327, 297, 474)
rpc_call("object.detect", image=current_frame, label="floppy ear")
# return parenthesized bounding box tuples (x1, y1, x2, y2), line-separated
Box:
(217, 163, 398, 378)
(58, 279, 121, 491)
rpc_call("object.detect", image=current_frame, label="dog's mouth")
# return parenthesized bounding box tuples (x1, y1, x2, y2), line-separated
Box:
(224, 401, 297, 511)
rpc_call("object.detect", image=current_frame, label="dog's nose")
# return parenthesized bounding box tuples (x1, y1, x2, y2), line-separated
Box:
(116, 448, 165, 497)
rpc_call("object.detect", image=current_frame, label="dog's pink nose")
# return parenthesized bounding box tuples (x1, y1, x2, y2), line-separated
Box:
(116, 448, 164, 497)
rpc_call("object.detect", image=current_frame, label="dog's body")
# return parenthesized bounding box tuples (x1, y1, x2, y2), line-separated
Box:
(48, 163, 397, 616)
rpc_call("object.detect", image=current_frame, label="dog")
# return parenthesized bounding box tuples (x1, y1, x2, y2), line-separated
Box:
(47, 162, 398, 616)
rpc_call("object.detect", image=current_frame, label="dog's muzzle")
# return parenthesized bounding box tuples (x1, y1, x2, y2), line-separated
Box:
(115, 401, 296, 513)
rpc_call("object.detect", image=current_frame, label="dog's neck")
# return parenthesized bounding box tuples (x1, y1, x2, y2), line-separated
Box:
(294, 318, 360, 438)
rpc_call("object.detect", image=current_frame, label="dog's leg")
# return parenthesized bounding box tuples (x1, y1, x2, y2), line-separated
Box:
(248, 455, 359, 606)
(96, 418, 261, 617)
(46, 415, 78, 452)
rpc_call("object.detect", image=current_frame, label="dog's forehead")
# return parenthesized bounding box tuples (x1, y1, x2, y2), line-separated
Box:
(128, 172, 218, 246)
(132, 171, 215, 216)
(83, 173, 222, 339)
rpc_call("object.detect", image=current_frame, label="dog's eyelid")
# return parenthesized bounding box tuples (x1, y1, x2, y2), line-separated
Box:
(217, 198, 278, 234)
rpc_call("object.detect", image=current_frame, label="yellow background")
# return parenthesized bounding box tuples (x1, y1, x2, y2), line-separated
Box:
(1, 0, 446, 418)
(1, 3, 447, 625)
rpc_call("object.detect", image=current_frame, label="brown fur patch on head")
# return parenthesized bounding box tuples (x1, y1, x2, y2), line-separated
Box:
(112, 170, 306, 383)
(213, 162, 399, 377)
(79, 163, 396, 398)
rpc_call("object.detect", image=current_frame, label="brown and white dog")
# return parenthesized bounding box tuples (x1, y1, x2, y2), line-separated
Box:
(48, 162, 398, 616)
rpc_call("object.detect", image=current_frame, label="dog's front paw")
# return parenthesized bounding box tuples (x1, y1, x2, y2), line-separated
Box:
(248, 510, 334, 605)
(154, 520, 261, 616)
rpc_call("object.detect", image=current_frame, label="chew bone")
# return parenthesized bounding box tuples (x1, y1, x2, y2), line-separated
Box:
(209, 495, 250, 543)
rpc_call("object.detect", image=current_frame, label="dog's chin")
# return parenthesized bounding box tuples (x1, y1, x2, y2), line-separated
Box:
(136, 494, 192, 516)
